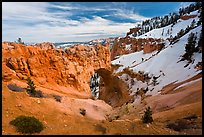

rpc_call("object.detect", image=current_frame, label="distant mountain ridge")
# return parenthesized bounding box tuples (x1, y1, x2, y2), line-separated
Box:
(54, 37, 117, 49)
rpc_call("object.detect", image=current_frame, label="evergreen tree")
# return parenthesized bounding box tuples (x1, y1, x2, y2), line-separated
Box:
(166, 29, 170, 36)
(142, 106, 153, 123)
(170, 27, 173, 34)
(161, 29, 164, 36)
(152, 77, 158, 86)
(190, 19, 196, 29)
(183, 32, 197, 62)
(179, 8, 184, 16)
(195, 2, 202, 10)
(197, 7, 202, 26)
(196, 30, 202, 52)
(177, 29, 185, 38)
(185, 25, 191, 33)
(26, 77, 36, 96)
(186, 32, 197, 53)
(17, 37, 24, 44)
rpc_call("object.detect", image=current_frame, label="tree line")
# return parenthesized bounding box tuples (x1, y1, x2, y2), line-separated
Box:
(132, 2, 202, 37)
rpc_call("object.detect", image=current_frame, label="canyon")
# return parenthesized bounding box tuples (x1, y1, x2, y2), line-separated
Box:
(2, 42, 130, 107)
(2, 38, 202, 135)
(2, 3, 202, 135)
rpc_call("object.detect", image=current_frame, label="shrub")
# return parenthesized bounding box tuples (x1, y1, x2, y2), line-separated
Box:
(9, 115, 44, 134)
(195, 61, 202, 70)
(111, 64, 123, 71)
(30, 90, 44, 98)
(183, 114, 197, 120)
(142, 106, 153, 123)
(94, 124, 107, 134)
(7, 84, 25, 92)
(53, 95, 62, 102)
(166, 119, 191, 131)
(79, 108, 86, 116)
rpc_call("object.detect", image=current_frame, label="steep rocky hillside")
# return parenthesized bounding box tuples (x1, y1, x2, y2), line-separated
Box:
(112, 25, 202, 95)
(110, 5, 202, 60)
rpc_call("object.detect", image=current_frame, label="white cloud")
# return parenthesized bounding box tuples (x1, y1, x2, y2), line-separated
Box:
(49, 4, 80, 10)
(3, 16, 135, 42)
(2, 2, 148, 43)
(115, 12, 150, 22)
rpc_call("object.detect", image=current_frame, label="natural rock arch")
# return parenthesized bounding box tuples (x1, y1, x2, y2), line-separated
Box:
(2, 42, 131, 107)
(90, 68, 131, 107)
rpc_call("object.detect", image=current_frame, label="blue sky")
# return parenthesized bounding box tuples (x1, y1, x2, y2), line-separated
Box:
(2, 2, 193, 43)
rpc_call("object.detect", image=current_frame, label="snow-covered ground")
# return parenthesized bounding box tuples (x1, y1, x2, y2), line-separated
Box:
(112, 21, 202, 96)
(112, 50, 158, 72)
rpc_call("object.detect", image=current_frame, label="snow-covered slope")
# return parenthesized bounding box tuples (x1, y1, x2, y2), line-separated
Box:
(134, 10, 199, 39)
(112, 25, 202, 96)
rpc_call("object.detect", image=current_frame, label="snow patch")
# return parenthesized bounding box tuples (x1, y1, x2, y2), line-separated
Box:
(174, 77, 202, 90)
(125, 44, 132, 50)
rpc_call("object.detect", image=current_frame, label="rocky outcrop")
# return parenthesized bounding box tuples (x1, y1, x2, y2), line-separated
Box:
(111, 37, 165, 60)
(96, 68, 131, 107)
(180, 15, 197, 20)
(32, 42, 55, 50)
(2, 42, 111, 94)
(126, 28, 140, 36)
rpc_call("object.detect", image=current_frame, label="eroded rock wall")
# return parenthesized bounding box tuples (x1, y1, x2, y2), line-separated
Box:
(2, 42, 111, 94)
(111, 37, 164, 60)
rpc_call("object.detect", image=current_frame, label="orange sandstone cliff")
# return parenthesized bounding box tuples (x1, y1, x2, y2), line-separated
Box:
(2, 42, 110, 94)
(2, 42, 130, 107)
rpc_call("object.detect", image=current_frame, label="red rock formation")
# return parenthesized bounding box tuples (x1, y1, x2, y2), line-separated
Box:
(111, 37, 164, 60)
(180, 15, 197, 20)
(2, 42, 132, 107)
(2, 42, 111, 94)
(127, 28, 140, 36)
(32, 42, 55, 50)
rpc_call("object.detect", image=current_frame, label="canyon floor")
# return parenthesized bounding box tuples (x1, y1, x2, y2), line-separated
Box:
(2, 73, 202, 135)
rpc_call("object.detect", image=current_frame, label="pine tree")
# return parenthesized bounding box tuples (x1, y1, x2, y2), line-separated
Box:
(166, 29, 170, 36)
(161, 29, 164, 36)
(152, 76, 158, 86)
(170, 27, 173, 34)
(183, 32, 197, 62)
(185, 33, 197, 53)
(177, 29, 185, 38)
(17, 38, 24, 44)
(179, 8, 184, 16)
(142, 106, 153, 123)
(185, 25, 191, 33)
(26, 77, 36, 96)
(190, 19, 196, 29)
(197, 7, 202, 26)
(196, 30, 202, 52)
(195, 2, 202, 10)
